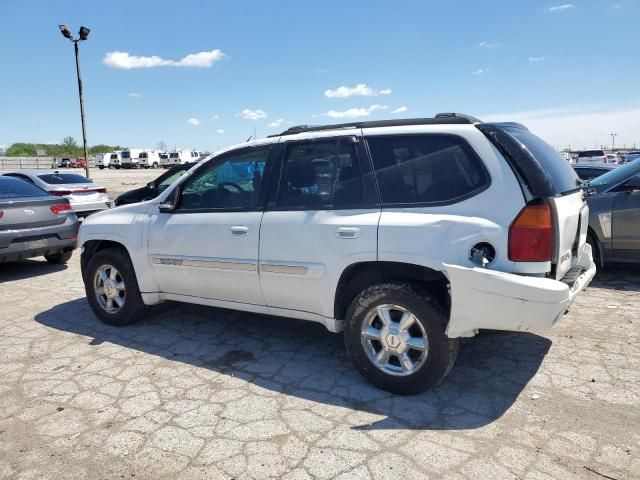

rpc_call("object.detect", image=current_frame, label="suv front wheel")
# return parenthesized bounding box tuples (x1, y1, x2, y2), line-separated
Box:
(84, 247, 147, 326)
(345, 283, 459, 395)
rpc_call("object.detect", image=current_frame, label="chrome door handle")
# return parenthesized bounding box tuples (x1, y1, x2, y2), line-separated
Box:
(230, 226, 249, 236)
(336, 227, 361, 239)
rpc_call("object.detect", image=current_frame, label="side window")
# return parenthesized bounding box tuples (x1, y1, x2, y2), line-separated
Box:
(178, 147, 269, 210)
(367, 134, 490, 205)
(277, 138, 366, 209)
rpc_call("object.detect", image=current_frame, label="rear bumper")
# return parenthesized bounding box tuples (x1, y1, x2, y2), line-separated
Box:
(444, 243, 596, 338)
(0, 222, 78, 262)
(71, 200, 111, 215)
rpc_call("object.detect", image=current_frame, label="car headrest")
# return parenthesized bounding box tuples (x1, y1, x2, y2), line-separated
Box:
(286, 162, 316, 188)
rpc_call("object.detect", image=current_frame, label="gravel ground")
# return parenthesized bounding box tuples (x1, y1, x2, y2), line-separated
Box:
(0, 170, 638, 479)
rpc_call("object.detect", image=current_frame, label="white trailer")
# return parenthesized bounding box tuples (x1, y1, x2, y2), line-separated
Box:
(109, 151, 122, 169)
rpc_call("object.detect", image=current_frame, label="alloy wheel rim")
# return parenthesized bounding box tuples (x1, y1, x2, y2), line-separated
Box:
(361, 304, 429, 376)
(93, 264, 126, 313)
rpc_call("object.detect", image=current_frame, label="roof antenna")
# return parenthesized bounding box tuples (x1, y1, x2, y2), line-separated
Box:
(246, 135, 253, 142)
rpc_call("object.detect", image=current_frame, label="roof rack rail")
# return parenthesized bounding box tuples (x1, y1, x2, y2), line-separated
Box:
(270, 113, 482, 137)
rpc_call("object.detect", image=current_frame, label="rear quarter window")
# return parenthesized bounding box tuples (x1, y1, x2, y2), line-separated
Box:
(0, 178, 49, 199)
(366, 134, 490, 206)
(499, 126, 581, 194)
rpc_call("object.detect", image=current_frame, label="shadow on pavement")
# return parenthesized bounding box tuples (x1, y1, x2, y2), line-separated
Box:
(588, 265, 640, 292)
(36, 298, 551, 430)
(0, 259, 68, 283)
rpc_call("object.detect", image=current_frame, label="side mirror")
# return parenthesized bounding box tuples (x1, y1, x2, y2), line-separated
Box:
(147, 181, 156, 190)
(158, 187, 180, 213)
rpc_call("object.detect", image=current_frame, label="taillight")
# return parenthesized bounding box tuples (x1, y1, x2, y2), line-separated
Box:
(51, 204, 73, 214)
(0, 210, 3, 219)
(508, 204, 553, 262)
(51, 190, 72, 196)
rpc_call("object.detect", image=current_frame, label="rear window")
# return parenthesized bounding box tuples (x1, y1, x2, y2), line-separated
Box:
(499, 125, 581, 194)
(122, 151, 131, 159)
(0, 177, 49, 199)
(170, 153, 179, 158)
(110, 154, 118, 160)
(140, 153, 148, 159)
(38, 173, 92, 185)
(578, 150, 605, 158)
(367, 134, 490, 205)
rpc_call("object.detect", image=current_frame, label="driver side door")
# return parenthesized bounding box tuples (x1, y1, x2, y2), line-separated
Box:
(147, 145, 272, 306)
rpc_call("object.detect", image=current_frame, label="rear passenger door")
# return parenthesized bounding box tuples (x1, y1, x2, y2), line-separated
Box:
(259, 134, 380, 319)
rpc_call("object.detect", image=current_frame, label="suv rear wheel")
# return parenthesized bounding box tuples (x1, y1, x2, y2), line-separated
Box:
(84, 248, 147, 326)
(45, 251, 73, 264)
(344, 283, 459, 395)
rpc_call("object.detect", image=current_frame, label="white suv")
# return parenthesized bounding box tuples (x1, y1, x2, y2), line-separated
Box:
(79, 114, 595, 394)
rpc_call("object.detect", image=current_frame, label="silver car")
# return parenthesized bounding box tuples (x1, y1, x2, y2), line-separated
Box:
(0, 176, 78, 263)
(2, 170, 111, 217)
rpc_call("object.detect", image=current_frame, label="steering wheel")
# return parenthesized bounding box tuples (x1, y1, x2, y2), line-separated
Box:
(218, 181, 245, 192)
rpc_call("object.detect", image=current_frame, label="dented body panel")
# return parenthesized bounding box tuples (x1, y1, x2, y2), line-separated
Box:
(444, 243, 596, 338)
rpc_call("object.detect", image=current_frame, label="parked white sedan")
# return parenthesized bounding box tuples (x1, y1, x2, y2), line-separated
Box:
(2, 170, 111, 217)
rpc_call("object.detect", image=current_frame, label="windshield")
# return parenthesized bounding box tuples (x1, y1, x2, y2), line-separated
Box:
(578, 150, 605, 158)
(38, 173, 92, 185)
(590, 158, 640, 189)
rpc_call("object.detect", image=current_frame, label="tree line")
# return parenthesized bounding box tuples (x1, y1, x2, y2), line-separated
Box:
(2, 137, 121, 157)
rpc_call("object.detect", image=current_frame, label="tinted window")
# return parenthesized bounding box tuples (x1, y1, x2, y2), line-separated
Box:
(574, 168, 609, 181)
(578, 150, 605, 158)
(122, 151, 131, 159)
(110, 154, 118, 160)
(367, 134, 489, 205)
(140, 153, 148, 159)
(0, 177, 49, 199)
(38, 173, 91, 184)
(277, 139, 365, 209)
(179, 148, 268, 210)
(500, 126, 581, 194)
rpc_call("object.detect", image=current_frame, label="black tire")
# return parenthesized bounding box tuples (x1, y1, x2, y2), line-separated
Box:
(44, 251, 73, 264)
(98, 166, 104, 170)
(152, 162, 159, 169)
(84, 247, 147, 326)
(587, 233, 601, 268)
(344, 282, 459, 395)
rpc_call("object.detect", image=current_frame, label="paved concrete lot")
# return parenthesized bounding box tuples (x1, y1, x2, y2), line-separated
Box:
(1, 255, 639, 478)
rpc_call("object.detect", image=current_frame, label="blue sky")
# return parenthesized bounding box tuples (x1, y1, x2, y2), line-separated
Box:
(1, 0, 639, 151)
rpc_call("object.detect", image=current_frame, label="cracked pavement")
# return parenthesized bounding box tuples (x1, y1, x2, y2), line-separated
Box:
(0, 257, 639, 479)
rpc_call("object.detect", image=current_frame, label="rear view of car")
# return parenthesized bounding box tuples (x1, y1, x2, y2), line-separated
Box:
(0, 177, 78, 264)
(36, 172, 111, 217)
(576, 149, 607, 164)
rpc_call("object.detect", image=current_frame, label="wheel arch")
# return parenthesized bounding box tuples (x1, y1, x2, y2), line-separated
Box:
(586, 226, 604, 268)
(334, 261, 449, 322)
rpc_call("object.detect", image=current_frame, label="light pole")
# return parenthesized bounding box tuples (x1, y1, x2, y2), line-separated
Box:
(610, 133, 617, 154)
(59, 24, 91, 179)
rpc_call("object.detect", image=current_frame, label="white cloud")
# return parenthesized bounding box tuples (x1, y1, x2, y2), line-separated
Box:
(548, 4, 575, 12)
(128, 92, 142, 98)
(482, 102, 640, 148)
(323, 104, 387, 119)
(103, 49, 225, 69)
(392, 106, 408, 114)
(324, 84, 392, 98)
(210, 114, 220, 120)
(216, 129, 225, 134)
(528, 56, 546, 63)
(187, 118, 202, 126)
(478, 41, 500, 49)
(236, 109, 267, 120)
(268, 118, 284, 128)
(473, 68, 490, 75)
